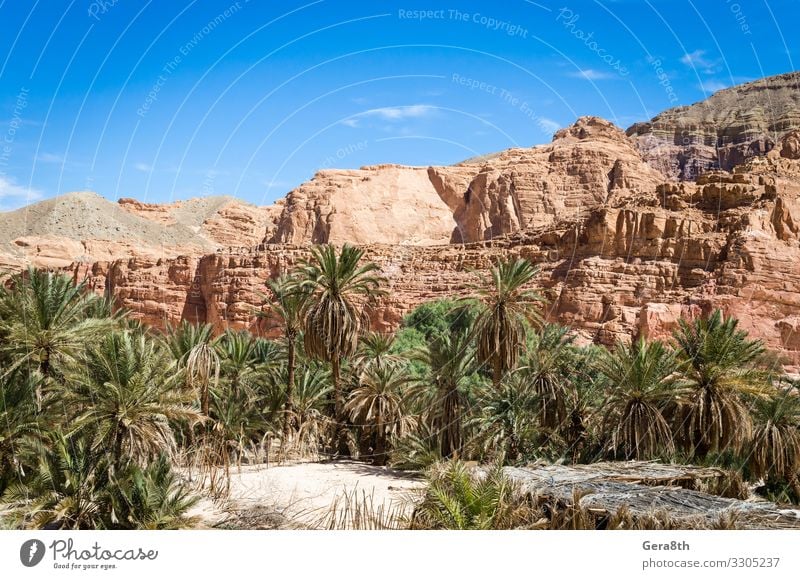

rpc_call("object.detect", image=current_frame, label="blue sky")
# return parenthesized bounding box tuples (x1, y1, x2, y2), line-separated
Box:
(0, 0, 796, 210)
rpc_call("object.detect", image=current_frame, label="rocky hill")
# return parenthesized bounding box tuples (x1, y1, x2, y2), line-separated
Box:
(3, 72, 800, 371)
(627, 71, 800, 180)
(0, 192, 280, 269)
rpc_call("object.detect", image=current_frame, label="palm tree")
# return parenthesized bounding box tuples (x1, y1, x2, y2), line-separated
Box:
(2, 434, 198, 529)
(472, 258, 544, 390)
(186, 341, 220, 422)
(107, 456, 199, 530)
(410, 461, 537, 530)
(672, 310, 768, 459)
(216, 329, 259, 398)
(345, 364, 413, 466)
(598, 338, 681, 460)
(259, 275, 307, 446)
(164, 321, 215, 365)
(470, 373, 539, 462)
(286, 364, 332, 456)
(521, 324, 575, 432)
(66, 331, 201, 467)
(748, 389, 800, 483)
(0, 370, 42, 494)
(2, 433, 112, 529)
(292, 243, 386, 455)
(411, 332, 477, 458)
(0, 269, 114, 409)
(354, 331, 403, 372)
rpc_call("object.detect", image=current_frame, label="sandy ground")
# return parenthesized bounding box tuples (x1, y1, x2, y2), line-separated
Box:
(192, 460, 424, 529)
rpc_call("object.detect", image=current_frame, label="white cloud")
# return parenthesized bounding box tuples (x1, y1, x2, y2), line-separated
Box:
(37, 152, 65, 164)
(697, 80, 728, 93)
(537, 118, 561, 134)
(374, 104, 433, 119)
(134, 162, 153, 173)
(341, 105, 436, 129)
(568, 68, 614, 80)
(0, 176, 43, 209)
(359, 104, 435, 121)
(680, 49, 721, 74)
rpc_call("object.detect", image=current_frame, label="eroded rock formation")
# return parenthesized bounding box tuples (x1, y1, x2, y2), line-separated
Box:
(74, 150, 800, 370)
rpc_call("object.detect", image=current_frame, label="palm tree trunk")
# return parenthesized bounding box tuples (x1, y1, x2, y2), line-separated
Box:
(442, 386, 461, 459)
(332, 355, 350, 456)
(492, 360, 502, 391)
(374, 414, 386, 466)
(201, 380, 209, 418)
(113, 427, 124, 468)
(282, 338, 296, 448)
(507, 426, 519, 462)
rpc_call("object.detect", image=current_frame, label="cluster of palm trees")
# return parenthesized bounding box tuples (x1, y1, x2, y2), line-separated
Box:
(1, 243, 799, 529)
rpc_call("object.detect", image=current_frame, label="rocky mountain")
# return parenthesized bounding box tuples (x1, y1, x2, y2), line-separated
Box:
(627, 71, 800, 180)
(0, 192, 280, 269)
(3, 72, 800, 371)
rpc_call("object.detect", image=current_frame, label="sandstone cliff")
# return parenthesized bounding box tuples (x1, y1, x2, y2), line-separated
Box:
(84, 149, 800, 371)
(429, 117, 664, 243)
(266, 164, 454, 246)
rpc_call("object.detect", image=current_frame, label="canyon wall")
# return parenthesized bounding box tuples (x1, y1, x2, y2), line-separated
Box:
(76, 151, 800, 370)
(4, 72, 800, 371)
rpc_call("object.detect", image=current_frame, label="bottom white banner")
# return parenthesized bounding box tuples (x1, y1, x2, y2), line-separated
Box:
(0, 530, 797, 578)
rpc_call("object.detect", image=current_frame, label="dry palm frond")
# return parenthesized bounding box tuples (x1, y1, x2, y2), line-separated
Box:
(598, 338, 681, 460)
(673, 309, 769, 457)
(186, 342, 220, 417)
(312, 488, 408, 530)
(748, 388, 800, 480)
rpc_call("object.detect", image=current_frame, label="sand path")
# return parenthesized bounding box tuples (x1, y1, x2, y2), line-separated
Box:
(193, 460, 423, 529)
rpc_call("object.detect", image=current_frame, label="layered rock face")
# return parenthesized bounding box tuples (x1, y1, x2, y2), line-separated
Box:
(85, 150, 800, 370)
(627, 72, 800, 180)
(429, 117, 664, 242)
(266, 118, 662, 246)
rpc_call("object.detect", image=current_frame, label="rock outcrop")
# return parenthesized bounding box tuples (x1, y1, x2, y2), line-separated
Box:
(429, 117, 664, 242)
(267, 164, 455, 246)
(627, 71, 800, 180)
